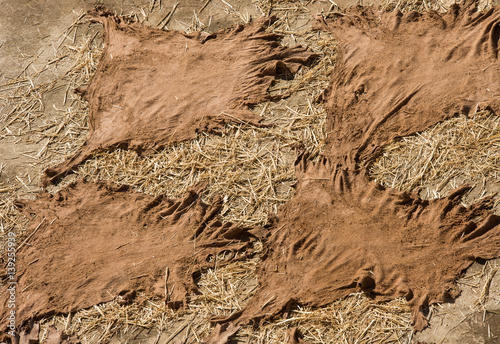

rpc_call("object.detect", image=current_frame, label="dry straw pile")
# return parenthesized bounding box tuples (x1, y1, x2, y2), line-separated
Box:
(0, 0, 498, 343)
(76, 97, 326, 225)
(370, 111, 500, 208)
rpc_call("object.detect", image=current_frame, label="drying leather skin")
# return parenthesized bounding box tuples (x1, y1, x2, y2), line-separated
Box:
(0, 180, 261, 335)
(42, 9, 317, 186)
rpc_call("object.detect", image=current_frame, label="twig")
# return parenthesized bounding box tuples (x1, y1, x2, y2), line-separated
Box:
(164, 266, 169, 298)
(18, 217, 46, 251)
(199, 0, 212, 13)
(157, 1, 179, 28)
(165, 315, 196, 343)
(478, 267, 498, 306)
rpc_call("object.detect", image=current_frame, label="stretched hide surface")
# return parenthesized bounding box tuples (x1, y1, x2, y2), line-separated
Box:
(1, 181, 257, 329)
(43, 10, 317, 185)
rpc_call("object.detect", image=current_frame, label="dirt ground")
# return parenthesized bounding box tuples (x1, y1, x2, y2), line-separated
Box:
(1, 0, 500, 343)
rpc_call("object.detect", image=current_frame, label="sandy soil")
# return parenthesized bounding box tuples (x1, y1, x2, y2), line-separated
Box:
(1, 0, 500, 343)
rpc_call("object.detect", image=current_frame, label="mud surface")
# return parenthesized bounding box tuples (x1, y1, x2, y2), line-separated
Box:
(238, 156, 500, 331)
(0, 0, 263, 196)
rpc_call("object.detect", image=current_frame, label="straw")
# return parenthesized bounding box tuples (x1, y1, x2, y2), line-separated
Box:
(238, 294, 411, 344)
(369, 111, 500, 210)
